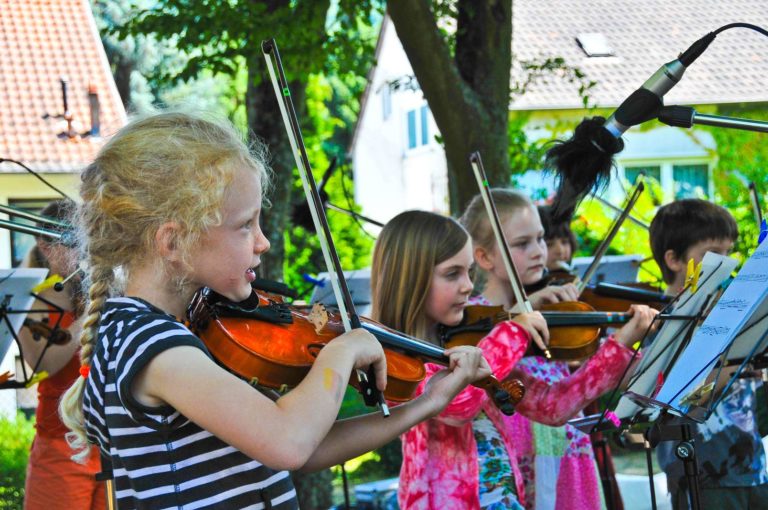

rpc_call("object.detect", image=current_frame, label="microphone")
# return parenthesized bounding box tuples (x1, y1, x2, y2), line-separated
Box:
(604, 32, 715, 138)
(545, 31, 716, 222)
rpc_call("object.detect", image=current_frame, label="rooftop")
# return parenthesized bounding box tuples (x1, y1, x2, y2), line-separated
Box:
(0, 0, 126, 173)
(511, 0, 768, 110)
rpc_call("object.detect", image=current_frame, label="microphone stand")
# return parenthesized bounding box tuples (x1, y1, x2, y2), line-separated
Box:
(659, 106, 768, 134)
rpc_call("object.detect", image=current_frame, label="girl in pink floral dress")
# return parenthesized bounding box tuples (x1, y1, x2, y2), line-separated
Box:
(371, 210, 549, 510)
(460, 189, 657, 510)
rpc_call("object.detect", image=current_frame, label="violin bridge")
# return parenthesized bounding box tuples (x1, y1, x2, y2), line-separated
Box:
(308, 303, 329, 334)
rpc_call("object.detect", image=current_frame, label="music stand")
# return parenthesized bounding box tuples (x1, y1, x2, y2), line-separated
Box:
(568, 251, 741, 510)
(0, 268, 53, 389)
(628, 240, 768, 510)
(614, 252, 739, 421)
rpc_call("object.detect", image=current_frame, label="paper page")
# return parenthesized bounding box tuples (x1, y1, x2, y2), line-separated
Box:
(656, 239, 768, 413)
(615, 252, 737, 419)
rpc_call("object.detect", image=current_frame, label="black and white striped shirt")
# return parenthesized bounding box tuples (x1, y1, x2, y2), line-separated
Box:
(82, 297, 298, 509)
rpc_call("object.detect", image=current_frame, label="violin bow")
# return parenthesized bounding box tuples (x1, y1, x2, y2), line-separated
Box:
(748, 181, 764, 229)
(469, 152, 552, 359)
(576, 175, 645, 294)
(262, 39, 390, 416)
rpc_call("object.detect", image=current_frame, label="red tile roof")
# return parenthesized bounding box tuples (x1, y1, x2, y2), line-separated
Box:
(0, 0, 126, 173)
(511, 0, 768, 110)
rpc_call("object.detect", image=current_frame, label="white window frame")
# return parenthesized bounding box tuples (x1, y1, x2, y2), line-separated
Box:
(617, 157, 714, 202)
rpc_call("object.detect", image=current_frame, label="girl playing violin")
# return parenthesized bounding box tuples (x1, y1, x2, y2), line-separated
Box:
(19, 200, 105, 510)
(58, 112, 493, 509)
(461, 189, 657, 510)
(371, 210, 549, 510)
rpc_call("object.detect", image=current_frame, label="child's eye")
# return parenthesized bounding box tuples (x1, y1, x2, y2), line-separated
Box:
(242, 220, 253, 230)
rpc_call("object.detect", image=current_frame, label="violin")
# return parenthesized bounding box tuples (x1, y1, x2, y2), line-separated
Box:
(441, 303, 631, 361)
(530, 269, 670, 312)
(187, 287, 525, 415)
(23, 318, 71, 345)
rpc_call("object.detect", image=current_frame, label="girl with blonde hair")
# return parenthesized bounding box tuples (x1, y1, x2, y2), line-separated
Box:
(59, 112, 492, 509)
(461, 188, 656, 510)
(372, 210, 549, 510)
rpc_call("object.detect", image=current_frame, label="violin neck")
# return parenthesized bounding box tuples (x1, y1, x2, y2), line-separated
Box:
(593, 282, 671, 304)
(542, 311, 630, 327)
(361, 322, 448, 365)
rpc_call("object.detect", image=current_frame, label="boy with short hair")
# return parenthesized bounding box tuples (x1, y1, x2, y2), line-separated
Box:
(649, 198, 768, 509)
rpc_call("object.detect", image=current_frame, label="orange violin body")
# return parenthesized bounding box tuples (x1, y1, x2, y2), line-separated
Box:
(188, 288, 426, 402)
(443, 301, 631, 361)
(188, 288, 524, 411)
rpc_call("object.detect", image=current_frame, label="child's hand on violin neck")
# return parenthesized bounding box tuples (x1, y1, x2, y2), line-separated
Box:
(510, 311, 549, 353)
(329, 329, 388, 391)
(423, 346, 492, 410)
(529, 283, 580, 308)
(613, 304, 659, 348)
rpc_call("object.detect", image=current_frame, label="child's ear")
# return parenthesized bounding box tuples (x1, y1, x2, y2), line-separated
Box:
(474, 245, 495, 271)
(664, 249, 686, 275)
(156, 222, 182, 262)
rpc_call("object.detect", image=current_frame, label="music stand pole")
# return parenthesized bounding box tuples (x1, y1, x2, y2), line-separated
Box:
(645, 411, 703, 510)
(676, 422, 701, 510)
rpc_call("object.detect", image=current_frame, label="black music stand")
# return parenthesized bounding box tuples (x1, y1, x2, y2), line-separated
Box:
(0, 268, 66, 389)
(569, 252, 742, 510)
(629, 241, 768, 510)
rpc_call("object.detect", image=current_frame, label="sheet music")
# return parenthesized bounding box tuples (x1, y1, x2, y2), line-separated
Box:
(656, 239, 768, 413)
(0, 268, 49, 363)
(614, 252, 737, 419)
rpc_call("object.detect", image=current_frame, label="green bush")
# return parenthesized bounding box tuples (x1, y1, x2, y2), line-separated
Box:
(0, 412, 35, 509)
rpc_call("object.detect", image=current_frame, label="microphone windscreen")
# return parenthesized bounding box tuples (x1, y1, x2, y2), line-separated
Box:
(544, 116, 624, 223)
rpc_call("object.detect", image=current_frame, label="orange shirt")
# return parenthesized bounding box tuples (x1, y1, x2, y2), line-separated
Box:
(34, 311, 79, 438)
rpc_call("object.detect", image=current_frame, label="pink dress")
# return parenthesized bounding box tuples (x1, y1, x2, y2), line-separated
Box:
(507, 343, 635, 510)
(474, 295, 639, 510)
(475, 296, 639, 510)
(397, 321, 531, 510)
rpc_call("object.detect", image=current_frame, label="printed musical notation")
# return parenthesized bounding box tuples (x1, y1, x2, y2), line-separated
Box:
(716, 298, 750, 312)
(736, 273, 768, 283)
(698, 325, 731, 337)
(657, 239, 768, 411)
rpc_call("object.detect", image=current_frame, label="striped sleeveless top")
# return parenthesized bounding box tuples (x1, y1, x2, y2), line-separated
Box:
(82, 297, 298, 509)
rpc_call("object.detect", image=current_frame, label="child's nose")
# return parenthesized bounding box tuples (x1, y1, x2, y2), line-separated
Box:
(460, 273, 473, 293)
(254, 229, 271, 254)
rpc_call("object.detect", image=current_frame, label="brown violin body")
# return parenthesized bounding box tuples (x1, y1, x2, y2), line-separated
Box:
(188, 288, 524, 412)
(443, 302, 631, 361)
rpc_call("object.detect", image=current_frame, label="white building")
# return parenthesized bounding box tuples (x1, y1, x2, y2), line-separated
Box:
(350, 1, 768, 224)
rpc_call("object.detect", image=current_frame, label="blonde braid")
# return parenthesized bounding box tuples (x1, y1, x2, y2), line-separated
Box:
(59, 260, 114, 462)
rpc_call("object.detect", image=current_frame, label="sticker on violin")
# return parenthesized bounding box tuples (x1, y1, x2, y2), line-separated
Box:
(308, 303, 329, 334)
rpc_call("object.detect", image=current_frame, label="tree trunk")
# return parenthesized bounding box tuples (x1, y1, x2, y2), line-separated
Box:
(387, 0, 513, 213)
(246, 56, 305, 282)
